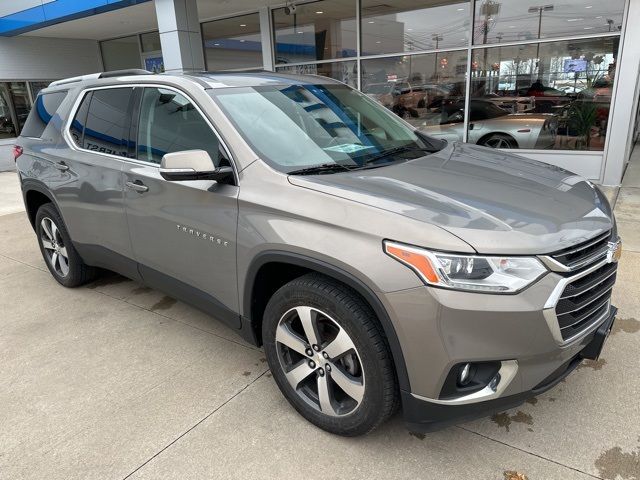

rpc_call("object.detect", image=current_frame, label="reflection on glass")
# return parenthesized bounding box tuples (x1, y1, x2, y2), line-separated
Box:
(202, 13, 263, 70)
(361, 0, 470, 56)
(361, 51, 467, 141)
(30, 82, 51, 100)
(276, 61, 358, 88)
(473, 0, 625, 45)
(470, 37, 617, 150)
(273, 0, 356, 64)
(8, 82, 30, 134)
(140, 31, 161, 52)
(0, 84, 15, 139)
(100, 35, 141, 71)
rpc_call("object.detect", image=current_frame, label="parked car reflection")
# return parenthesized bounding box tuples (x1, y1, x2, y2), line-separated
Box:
(419, 99, 557, 149)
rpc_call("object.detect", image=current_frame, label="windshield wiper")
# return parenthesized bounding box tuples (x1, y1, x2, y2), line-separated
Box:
(287, 163, 357, 176)
(357, 145, 434, 168)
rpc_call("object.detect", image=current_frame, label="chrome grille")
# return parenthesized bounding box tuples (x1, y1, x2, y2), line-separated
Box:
(550, 230, 618, 342)
(550, 231, 611, 271)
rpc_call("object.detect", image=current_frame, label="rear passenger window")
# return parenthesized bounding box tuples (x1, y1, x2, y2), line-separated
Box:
(137, 87, 226, 165)
(82, 88, 134, 157)
(21, 91, 67, 138)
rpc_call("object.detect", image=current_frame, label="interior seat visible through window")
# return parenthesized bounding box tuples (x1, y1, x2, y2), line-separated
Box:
(137, 87, 228, 167)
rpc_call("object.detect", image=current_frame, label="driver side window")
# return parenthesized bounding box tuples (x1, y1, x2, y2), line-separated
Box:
(137, 87, 227, 166)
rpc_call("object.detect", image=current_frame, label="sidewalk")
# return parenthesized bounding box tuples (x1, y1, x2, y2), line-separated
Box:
(0, 137, 15, 172)
(616, 142, 640, 251)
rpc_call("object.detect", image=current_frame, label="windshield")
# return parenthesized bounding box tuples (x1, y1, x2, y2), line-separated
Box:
(210, 84, 442, 173)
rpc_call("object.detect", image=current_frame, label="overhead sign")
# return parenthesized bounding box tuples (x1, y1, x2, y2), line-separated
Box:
(0, 0, 151, 36)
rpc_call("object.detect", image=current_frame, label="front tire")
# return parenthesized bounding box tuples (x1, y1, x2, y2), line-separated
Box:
(35, 203, 96, 287)
(263, 273, 398, 436)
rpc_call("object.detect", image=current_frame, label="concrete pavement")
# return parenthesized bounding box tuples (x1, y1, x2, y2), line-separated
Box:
(0, 138, 15, 172)
(0, 160, 639, 479)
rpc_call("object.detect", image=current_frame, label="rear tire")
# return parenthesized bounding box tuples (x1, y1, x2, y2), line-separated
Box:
(262, 273, 398, 436)
(479, 133, 518, 149)
(35, 203, 96, 287)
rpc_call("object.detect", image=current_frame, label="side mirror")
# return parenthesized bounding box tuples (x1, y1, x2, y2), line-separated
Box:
(159, 150, 234, 183)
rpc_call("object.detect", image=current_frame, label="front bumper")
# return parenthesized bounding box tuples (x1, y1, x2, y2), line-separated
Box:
(379, 247, 618, 430)
(402, 306, 616, 432)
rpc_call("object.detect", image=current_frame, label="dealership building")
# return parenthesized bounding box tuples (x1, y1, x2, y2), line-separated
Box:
(1, 0, 639, 185)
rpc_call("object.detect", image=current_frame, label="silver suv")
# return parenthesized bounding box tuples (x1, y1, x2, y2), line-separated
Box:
(15, 70, 621, 436)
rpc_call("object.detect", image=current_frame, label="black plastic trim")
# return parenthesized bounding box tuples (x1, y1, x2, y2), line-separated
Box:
(21, 179, 62, 228)
(138, 265, 241, 329)
(74, 243, 142, 282)
(243, 250, 411, 392)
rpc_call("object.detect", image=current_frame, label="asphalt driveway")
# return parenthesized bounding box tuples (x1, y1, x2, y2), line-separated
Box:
(0, 169, 639, 480)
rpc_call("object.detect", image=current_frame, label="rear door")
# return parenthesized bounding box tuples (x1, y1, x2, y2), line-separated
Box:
(53, 86, 138, 277)
(121, 86, 240, 326)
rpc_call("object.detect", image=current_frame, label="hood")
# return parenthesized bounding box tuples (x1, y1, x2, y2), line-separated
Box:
(288, 142, 613, 255)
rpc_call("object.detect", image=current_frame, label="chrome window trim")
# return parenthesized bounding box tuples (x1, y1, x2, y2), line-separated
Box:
(62, 83, 239, 182)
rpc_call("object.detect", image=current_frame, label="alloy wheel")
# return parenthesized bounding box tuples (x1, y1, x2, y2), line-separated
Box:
(484, 136, 513, 148)
(40, 217, 69, 277)
(275, 306, 365, 417)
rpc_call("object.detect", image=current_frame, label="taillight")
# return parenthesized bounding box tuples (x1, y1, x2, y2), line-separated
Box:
(12, 145, 23, 162)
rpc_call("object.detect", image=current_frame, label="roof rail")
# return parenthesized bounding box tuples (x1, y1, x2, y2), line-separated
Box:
(99, 68, 152, 79)
(49, 69, 152, 88)
(49, 73, 101, 87)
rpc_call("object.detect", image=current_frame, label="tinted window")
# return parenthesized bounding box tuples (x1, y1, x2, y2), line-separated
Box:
(137, 87, 224, 165)
(83, 88, 134, 157)
(21, 91, 67, 138)
(69, 92, 91, 148)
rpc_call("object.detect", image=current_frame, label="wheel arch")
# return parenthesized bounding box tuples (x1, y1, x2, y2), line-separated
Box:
(242, 250, 411, 392)
(22, 180, 61, 230)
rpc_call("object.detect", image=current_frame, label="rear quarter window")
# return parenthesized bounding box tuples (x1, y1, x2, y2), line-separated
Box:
(20, 91, 68, 138)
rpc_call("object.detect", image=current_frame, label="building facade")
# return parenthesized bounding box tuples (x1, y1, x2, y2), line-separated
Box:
(1, 0, 639, 185)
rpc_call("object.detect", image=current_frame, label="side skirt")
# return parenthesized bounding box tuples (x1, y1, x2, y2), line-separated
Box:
(75, 242, 243, 332)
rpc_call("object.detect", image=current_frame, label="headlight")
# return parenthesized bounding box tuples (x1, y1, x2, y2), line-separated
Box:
(384, 241, 547, 293)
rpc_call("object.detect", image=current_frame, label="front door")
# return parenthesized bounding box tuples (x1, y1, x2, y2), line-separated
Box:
(122, 86, 240, 326)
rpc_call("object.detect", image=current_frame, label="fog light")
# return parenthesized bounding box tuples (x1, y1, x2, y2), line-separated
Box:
(459, 363, 471, 385)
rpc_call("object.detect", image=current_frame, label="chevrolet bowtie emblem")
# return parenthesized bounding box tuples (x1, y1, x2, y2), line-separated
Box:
(607, 240, 622, 263)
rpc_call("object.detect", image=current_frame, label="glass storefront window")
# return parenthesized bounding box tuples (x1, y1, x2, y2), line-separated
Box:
(276, 61, 358, 88)
(140, 31, 161, 52)
(361, 0, 470, 56)
(470, 37, 618, 150)
(202, 13, 263, 70)
(100, 35, 141, 71)
(273, 0, 357, 64)
(0, 85, 15, 139)
(361, 51, 468, 141)
(473, 0, 625, 45)
(29, 82, 51, 100)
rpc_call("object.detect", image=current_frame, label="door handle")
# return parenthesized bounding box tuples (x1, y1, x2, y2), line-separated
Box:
(125, 180, 149, 193)
(53, 162, 69, 171)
